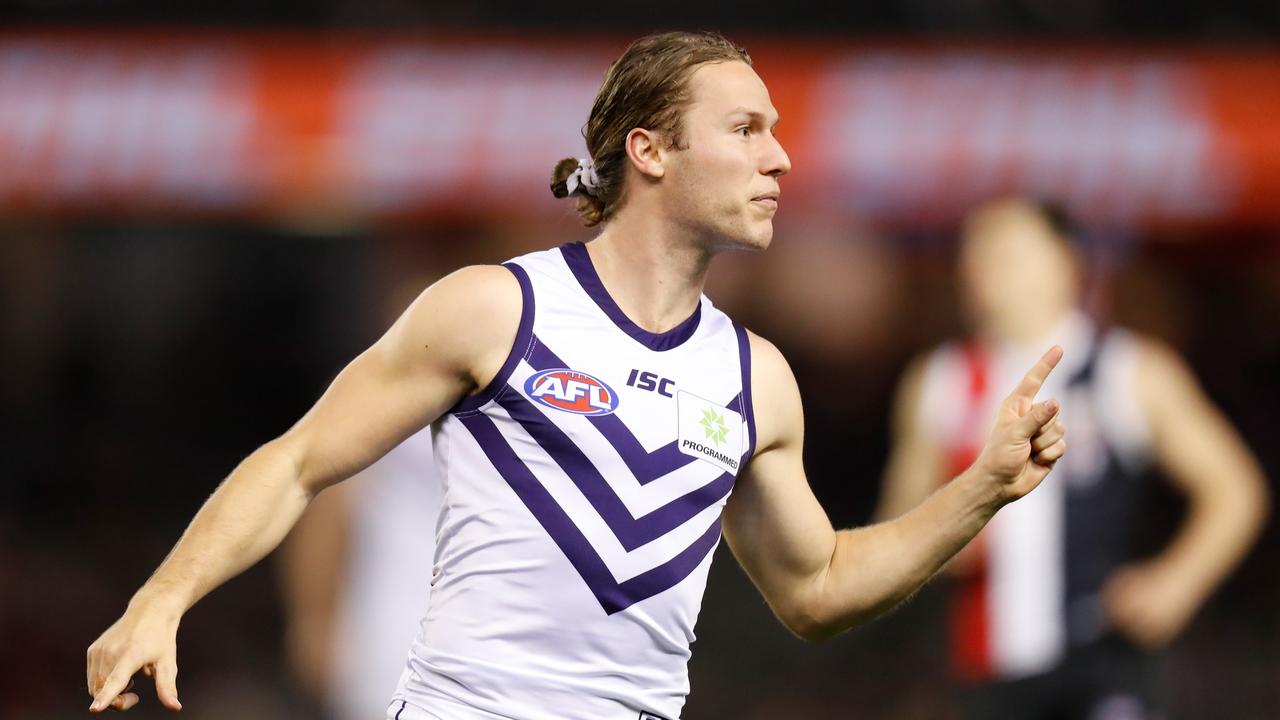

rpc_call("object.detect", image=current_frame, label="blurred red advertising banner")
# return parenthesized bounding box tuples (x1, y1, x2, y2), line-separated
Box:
(0, 32, 1277, 228)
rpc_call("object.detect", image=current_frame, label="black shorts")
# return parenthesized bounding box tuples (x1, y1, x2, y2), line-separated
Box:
(959, 637, 1162, 720)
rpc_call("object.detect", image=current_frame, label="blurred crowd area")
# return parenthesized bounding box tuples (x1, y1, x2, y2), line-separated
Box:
(2, 214, 1278, 718)
(3, 0, 1278, 37)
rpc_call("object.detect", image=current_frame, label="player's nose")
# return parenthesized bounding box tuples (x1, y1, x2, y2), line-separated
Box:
(762, 135, 791, 178)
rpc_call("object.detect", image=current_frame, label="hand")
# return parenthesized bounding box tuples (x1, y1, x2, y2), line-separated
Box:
(1103, 561, 1201, 649)
(973, 346, 1067, 505)
(86, 598, 183, 712)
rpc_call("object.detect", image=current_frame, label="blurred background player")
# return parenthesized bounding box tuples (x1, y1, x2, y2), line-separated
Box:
(279, 428, 438, 720)
(278, 253, 447, 720)
(876, 197, 1270, 719)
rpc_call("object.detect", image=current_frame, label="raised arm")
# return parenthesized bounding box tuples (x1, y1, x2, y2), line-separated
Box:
(1103, 337, 1270, 648)
(86, 265, 522, 712)
(723, 334, 1065, 641)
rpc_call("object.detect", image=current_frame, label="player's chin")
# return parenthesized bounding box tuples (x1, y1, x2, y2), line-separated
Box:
(752, 224, 775, 250)
(712, 216, 774, 252)
(735, 219, 775, 251)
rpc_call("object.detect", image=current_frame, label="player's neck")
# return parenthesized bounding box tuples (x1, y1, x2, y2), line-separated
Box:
(985, 305, 1081, 350)
(585, 215, 711, 335)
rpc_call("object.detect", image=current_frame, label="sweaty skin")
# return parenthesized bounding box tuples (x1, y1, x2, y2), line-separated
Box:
(87, 61, 1069, 713)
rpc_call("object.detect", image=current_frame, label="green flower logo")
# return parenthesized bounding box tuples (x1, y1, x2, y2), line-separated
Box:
(699, 409, 730, 447)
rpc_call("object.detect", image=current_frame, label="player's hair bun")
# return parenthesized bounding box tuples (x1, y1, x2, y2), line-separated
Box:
(551, 157, 606, 227)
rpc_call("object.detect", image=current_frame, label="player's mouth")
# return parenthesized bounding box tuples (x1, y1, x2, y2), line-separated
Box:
(750, 191, 779, 209)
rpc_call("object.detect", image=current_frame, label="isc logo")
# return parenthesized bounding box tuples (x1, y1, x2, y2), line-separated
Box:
(524, 369, 619, 416)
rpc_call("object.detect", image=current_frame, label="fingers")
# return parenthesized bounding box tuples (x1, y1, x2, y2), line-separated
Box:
(90, 659, 138, 713)
(87, 644, 100, 698)
(1013, 398, 1060, 440)
(155, 657, 182, 711)
(111, 692, 141, 712)
(1006, 346, 1064, 406)
(86, 650, 178, 713)
(1034, 438, 1066, 466)
(1031, 419, 1066, 454)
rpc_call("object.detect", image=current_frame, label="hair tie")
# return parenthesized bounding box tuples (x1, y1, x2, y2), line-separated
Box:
(565, 157, 599, 197)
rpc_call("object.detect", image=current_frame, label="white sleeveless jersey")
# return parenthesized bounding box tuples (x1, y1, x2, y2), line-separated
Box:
(390, 242, 756, 720)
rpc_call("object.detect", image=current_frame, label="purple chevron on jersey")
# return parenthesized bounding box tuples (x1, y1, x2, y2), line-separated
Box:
(733, 321, 757, 463)
(459, 411, 723, 614)
(528, 337, 748, 482)
(497, 391, 734, 551)
(453, 262, 537, 415)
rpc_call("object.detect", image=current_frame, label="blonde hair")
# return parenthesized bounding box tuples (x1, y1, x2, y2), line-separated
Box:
(550, 31, 751, 226)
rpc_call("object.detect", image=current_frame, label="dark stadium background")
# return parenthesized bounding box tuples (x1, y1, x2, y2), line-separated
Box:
(2, 2, 1278, 719)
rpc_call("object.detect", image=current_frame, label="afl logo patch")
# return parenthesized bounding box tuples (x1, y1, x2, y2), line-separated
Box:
(524, 368, 619, 416)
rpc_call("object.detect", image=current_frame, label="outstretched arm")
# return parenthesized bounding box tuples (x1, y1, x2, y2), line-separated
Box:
(1103, 338, 1270, 648)
(723, 335, 1065, 641)
(86, 265, 522, 712)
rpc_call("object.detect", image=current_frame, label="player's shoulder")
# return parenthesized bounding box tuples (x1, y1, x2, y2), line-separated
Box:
(743, 330, 804, 450)
(1123, 330, 1199, 402)
(744, 329, 794, 389)
(1087, 326, 1183, 382)
(1124, 330, 1180, 366)
(413, 264, 523, 321)
(893, 339, 968, 406)
(889, 349, 935, 412)
(899, 346, 943, 390)
(395, 264, 525, 364)
(431, 262, 522, 297)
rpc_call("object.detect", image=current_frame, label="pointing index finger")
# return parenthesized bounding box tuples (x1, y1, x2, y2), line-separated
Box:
(1008, 345, 1064, 404)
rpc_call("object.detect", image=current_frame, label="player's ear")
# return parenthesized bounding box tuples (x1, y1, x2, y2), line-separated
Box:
(624, 128, 665, 180)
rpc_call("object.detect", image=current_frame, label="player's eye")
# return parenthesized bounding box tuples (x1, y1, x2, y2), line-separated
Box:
(735, 125, 751, 137)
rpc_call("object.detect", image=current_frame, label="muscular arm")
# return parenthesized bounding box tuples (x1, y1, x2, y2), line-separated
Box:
(1103, 338, 1270, 647)
(86, 265, 522, 712)
(723, 334, 1065, 641)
